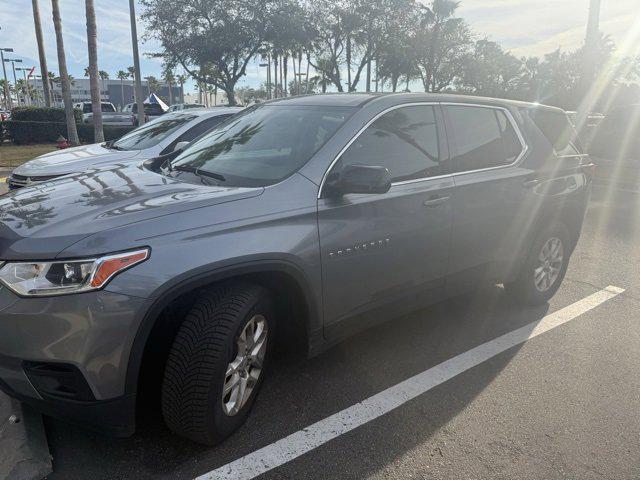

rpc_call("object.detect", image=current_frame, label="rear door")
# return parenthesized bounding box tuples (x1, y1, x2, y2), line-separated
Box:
(318, 104, 454, 338)
(442, 104, 530, 292)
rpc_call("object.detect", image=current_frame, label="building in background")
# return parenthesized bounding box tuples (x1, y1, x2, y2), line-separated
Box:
(29, 78, 181, 110)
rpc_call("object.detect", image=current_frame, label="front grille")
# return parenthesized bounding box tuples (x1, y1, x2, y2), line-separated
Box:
(8, 173, 63, 189)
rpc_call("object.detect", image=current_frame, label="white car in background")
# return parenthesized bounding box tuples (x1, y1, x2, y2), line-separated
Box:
(74, 101, 134, 126)
(8, 107, 243, 189)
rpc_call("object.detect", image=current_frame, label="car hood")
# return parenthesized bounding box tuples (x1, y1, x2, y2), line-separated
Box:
(13, 143, 141, 177)
(0, 164, 263, 260)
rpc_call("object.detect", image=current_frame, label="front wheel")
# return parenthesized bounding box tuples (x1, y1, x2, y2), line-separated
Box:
(505, 223, 572, 305)
(161, 282, 274, 445)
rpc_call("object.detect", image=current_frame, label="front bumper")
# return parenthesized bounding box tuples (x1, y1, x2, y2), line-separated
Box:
(0, 285, 149, 435)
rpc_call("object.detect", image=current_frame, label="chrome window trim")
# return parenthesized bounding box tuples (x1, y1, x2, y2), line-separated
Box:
(317, 102, 441, 199)
(440, 102, 528, 177)
(318, 101, 529, 198)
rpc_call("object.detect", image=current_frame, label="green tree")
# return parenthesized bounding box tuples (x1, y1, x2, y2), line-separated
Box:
(141, 0, 271, 105)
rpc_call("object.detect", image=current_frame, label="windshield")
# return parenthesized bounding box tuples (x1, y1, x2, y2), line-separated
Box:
(112, 112, 197, 151)
(170, 105, 355, 187)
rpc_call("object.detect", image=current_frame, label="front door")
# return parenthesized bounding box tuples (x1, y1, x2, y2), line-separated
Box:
(318, 104, 454, 339)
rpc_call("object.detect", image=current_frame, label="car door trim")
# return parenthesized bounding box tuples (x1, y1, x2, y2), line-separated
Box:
(318, 102, 529, 198)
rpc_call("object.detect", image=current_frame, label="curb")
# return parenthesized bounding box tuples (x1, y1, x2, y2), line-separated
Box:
(0, 393, 52, 480)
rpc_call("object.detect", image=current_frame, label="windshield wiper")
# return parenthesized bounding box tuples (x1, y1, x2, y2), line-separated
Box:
(171, 164, 226, 182)
(105, 140, 126, 151)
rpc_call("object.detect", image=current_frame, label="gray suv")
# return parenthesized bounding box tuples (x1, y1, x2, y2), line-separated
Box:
(0, 94, 592, 445)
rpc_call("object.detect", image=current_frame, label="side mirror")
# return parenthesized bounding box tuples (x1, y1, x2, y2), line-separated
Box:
(325, 164, 392, 196)
(173, 141, 190, 152)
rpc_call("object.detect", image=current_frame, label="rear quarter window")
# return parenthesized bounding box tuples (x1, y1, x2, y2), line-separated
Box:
(525, 108, 578, 153)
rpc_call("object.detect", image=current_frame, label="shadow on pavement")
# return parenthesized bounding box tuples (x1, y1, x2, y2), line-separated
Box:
(45, 286, 550, 480)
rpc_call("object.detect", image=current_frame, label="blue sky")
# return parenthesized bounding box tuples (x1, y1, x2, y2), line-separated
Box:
(1, 0, 638, 94)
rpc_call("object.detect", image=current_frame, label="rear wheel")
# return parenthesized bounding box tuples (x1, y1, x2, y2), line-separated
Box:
(161, 282, 273, 445)
(506, 223, 571, 305)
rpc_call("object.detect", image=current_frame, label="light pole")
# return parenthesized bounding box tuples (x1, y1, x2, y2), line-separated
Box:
(4, 58, 22, 106)
(259, 61, 271, 99)
(128, 0, 145, 125)
(0, 47, 14, 109)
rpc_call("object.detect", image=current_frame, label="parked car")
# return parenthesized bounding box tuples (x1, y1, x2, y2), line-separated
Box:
(588, 104, 640, 188)
(167, 103, 206, 112)
(0, 94, 592, 446)
(7, 107, 242, 189)
(74, 101, 134, 126)
(124, 102, 166, 125)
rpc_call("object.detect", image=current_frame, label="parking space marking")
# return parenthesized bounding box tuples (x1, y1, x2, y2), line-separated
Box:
(196, 285, 625, 480)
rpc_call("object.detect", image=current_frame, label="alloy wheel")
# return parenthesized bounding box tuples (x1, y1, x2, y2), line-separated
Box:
(222, 314, 269, 416)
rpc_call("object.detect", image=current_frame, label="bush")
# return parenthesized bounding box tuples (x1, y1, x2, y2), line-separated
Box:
(5, 107, 83, 145)
(3, 107, 134, 144)
(10, 106, 82, 123)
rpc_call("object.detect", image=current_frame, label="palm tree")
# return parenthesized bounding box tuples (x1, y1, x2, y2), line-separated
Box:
(116, 70, 128, 109)
(85, 0, 104, 142)
(162, 68, 175, 105)
(127, 66, 136, 102)
(176, 74, 186, 103)
(32, 0, 51, 106)
(145, 75, 160, 94)
(51, 0, 79, 145)
(99, 70, 109, 96)
(47, 71, 57, 105)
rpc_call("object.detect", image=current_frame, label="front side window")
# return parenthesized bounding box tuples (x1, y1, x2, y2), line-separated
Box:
(337, 105, 441, 183)
(445, 105, 523, 173)
(170, 105, 354, 187)
(112, 112, 198, 150)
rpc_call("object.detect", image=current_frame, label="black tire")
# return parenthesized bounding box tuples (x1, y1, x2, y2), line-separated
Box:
(505, 222, 572, 305)
(161, 282, 274, 445)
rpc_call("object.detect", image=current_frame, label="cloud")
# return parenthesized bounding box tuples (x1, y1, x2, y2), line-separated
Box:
(458, 0, 639, 57)
(3, 0, 162, 80)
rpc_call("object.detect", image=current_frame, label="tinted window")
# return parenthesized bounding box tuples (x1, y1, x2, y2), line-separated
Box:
(171, 105, 354, 187)
(446, 106, 522, 172)
(338, 105, 441, 182)
(177, 115, 230, 143)
(101, 103, 116, 112)
(112, 113, 198, 150)
(525, 108, 576, 152)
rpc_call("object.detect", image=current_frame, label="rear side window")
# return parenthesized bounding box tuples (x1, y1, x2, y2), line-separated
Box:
(101, 103, 116, 112)
(526, 108, 576, 152)
(338, 105, 441, 182)
(445, 105, 522, 173)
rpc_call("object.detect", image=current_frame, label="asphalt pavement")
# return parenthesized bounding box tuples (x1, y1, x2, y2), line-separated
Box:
(2, 177, 640, 480)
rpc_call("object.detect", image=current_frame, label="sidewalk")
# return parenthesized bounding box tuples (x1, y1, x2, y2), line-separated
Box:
(0, 392, 52, 480)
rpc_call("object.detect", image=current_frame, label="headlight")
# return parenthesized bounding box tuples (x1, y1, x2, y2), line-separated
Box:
(0, 248, 149, 297)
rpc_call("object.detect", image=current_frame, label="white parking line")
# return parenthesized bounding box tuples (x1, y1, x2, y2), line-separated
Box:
(196, 285, 625, 480)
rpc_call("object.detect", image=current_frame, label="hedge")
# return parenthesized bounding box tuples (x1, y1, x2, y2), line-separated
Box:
(11, 106, 82, 124)
(2, 106, 134, 144)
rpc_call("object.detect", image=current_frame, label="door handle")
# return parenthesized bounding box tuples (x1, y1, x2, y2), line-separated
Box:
(523, 179, 541, 188)
(423, 195, 449, 207)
